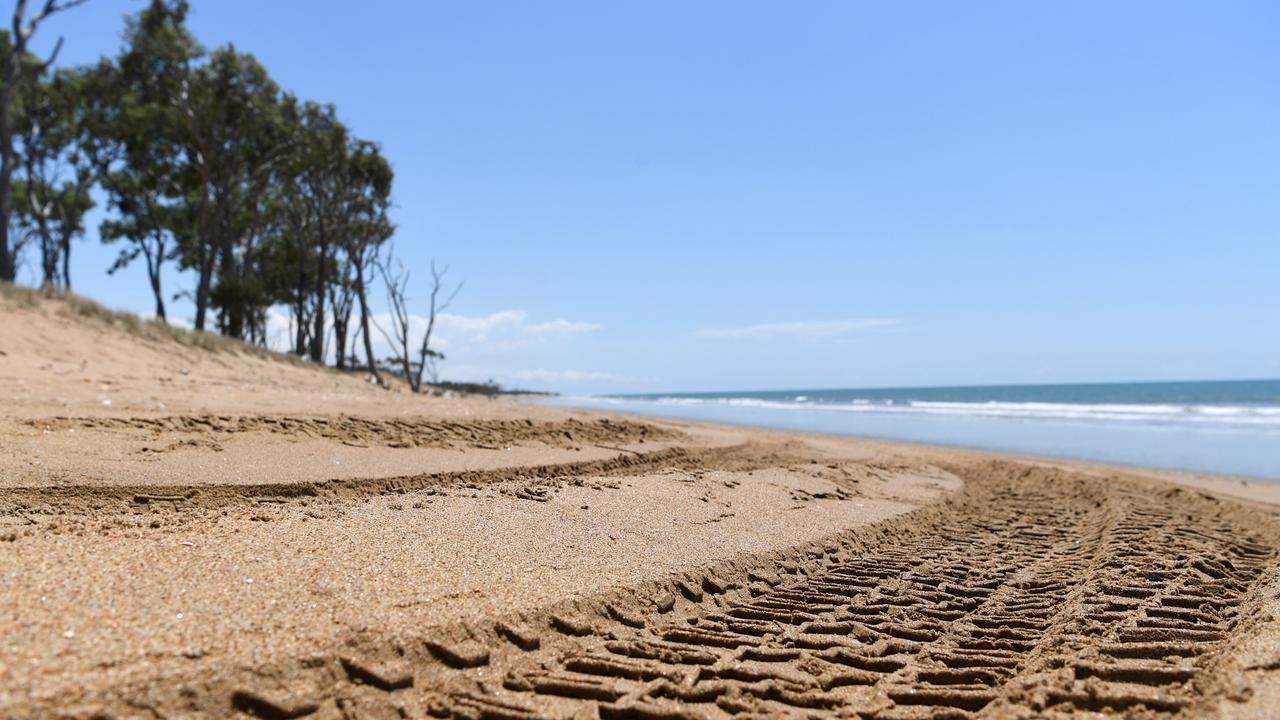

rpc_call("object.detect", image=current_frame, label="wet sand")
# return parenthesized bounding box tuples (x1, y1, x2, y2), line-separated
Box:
(3, 289, 1280, 719)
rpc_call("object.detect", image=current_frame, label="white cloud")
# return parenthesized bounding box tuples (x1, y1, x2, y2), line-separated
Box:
(524, 319, 604, 336)
(260, 306, 603, 363)
(433, 310, 526, 345)
(692, 318, 899, 340)
(433, 310, 602, 352)
(430, 310, 602, 347)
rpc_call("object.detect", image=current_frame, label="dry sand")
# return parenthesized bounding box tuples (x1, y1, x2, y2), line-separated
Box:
(3, 288, 1280, 719)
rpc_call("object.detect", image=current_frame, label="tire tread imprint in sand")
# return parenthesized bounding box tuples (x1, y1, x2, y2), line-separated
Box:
(431, 464, 1279, 720)
(14, 459, 1280, 720)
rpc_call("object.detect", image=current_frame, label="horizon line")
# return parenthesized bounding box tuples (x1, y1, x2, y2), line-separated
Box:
(602, 376, 1280, 399)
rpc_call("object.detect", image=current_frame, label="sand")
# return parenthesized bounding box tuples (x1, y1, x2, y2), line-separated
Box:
(3, 288, 1280, 719)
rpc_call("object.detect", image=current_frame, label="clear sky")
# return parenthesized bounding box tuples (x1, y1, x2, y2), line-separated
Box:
(18, 1, 1280, 394)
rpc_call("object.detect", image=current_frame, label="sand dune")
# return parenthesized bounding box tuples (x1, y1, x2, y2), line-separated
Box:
(3, 289, 1280, 719)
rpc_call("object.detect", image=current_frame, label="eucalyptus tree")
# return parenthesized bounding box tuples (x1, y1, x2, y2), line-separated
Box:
(13, 67, 95, 289)
(0, 0, 418, 374)
(0, 0, 88, 283)
(270, 100, 344, 357)
(329, 139, 392, 371)
(273, 101, 370, 363)
(303, 107, 352, 364)
(266, 102, 396, 369)
(349, 201, 393, 383)
(92, 0, 197, 322)
(174, 46, 289, 337)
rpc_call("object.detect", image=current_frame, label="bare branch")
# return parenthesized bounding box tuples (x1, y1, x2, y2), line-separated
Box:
(413, 259, 463, 390)
(373, 248, 420, 390)
(19, 0, 88, 41)
(35, 0, 90, 23)
(39, 35, 64, 69)
(12, 1, 27, 44)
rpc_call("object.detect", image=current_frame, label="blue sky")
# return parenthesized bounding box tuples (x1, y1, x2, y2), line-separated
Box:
(18, 1, 1280, 393)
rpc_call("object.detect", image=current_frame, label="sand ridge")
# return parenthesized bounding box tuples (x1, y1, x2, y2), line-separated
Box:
(1, 435, 958, 716)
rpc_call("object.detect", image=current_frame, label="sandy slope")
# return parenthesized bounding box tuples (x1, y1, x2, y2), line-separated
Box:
(3, 288, 1280, 719)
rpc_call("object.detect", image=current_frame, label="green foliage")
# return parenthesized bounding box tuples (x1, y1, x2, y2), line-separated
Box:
(11, 66, 97, 289)
(1, 0, 446, 380)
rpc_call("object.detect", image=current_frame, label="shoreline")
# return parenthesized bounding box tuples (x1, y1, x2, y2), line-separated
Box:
(586, 406, 1280, 507)
(537, 392, 1280, 481)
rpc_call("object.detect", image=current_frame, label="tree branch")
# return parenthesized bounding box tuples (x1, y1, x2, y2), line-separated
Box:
(40, 35, 64, 70)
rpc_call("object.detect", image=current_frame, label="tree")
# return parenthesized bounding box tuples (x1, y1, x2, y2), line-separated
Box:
(350, 204, 392, 384)
(329, 139, 392, 372)
(13, 67, 95, 290)
(269, 100, 343, 358)
(175, 46, 288, 336)
(0, 0, 431, 379)
(267, 102, 396, 366)
(0, 0, 87, 282)
(375, 251, 461, 392)
(92, 0, 197, 322)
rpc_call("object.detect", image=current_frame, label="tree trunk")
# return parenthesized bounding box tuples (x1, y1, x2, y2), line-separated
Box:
(0, 50, 15, 283)
(327, 277, 352, 370)
(37, 218, 56, 290)
(194, 190, 224, 332)
(146, 236, 167, 322)
(40, 237, 57, 290)
(309, 238, 328, 363)
(218, 237, 243, 339)
(0, 128, 14, 281)
(355, 262, 381, 386)
(333, 315, 348, 369)
(23, 159, 57, 289)
(151, 276, 166, 321)
(61, 232, 70, 289)
(194, 242, 214, 331)
(292, 300, 307, 356)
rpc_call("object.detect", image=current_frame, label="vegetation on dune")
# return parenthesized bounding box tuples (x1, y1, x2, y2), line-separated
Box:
(0, 0, 460, 392)
(0, 282, 535, 395)
(0, 280, 313, 364)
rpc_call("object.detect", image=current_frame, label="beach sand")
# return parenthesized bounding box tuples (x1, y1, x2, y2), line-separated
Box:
(3, 289, 1280, 719)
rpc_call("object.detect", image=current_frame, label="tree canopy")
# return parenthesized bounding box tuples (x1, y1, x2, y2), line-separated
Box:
(0, 0, 451, 388)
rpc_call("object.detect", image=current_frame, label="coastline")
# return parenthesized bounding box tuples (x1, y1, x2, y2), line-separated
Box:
(582, 407, 1280, 508)
(542, 393, 1280, 481)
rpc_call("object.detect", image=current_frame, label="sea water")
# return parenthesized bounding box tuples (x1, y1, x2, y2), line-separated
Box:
(546, 380, 1280, 479)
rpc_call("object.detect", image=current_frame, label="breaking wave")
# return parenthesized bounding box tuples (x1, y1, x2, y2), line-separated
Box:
(604, 396, 1280, 429)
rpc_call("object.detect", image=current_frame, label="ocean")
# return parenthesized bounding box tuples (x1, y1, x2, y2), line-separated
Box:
(546, 379, 1280, 479)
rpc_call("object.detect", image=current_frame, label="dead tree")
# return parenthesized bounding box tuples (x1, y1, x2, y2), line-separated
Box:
(374, 251, 461, 393)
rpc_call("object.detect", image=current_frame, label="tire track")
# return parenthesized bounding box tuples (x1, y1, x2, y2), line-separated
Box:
(0, 441, 820, 532)
(8, 458, 1276, 719)
(418, 463, 1278, 719)
(26, 415, 676, 449)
